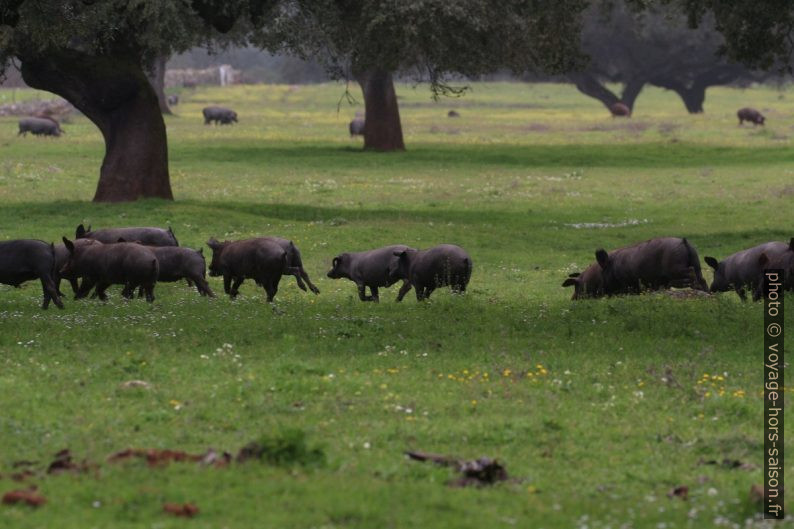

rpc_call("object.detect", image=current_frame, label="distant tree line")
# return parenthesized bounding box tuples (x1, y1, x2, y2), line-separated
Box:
(1, 0, 792, 202)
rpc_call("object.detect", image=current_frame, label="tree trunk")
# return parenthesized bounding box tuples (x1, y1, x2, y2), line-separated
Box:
(569, 73, 647, 113)
(620, 79, 645, 111)
(355, 69, 405, 151)
(20, 52, 173, 202)
(677, 86, 705, 113)
(652, 78, 705, 113)
(147, 55, 172, 115)
(569, 72, 620, 111)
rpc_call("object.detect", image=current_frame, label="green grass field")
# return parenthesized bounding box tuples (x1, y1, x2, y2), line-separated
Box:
(0, 81, 792, 528)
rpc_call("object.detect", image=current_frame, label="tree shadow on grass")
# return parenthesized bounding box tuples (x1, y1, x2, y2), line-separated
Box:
(172, 141, 794, 170)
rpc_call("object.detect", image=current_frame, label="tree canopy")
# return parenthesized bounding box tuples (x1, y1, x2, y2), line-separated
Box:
(669, 0, 794, 72)
(571, 0, 768, 114)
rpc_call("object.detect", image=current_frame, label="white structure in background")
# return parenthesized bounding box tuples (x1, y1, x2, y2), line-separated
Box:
(219, 65, 234, 86)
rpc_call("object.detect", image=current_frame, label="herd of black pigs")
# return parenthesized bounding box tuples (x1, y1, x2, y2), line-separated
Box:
(0, 223, 791, 309)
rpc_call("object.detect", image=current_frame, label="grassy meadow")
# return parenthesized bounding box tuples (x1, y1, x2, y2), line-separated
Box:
(0, 81, 792, 528)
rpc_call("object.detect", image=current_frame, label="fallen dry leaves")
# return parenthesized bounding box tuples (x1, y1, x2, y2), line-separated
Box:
(2, 487, 46, 507)
(163, 502, 199, 517)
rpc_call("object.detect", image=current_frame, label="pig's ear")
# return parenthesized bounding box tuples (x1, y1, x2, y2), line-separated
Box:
(393, 250, 407, 258)
(562, 278, 578, 287)
(63, 237, 75, 253)
(75, 224, 85, 238)
(595, 249, 609, 269)
(704, 256, 719, 270)
(759, 252, 769, 267)
(332, 256, 340, 269)
(568, 272, 581, 278)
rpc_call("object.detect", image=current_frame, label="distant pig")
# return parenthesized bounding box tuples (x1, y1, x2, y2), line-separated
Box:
(594, 237, 708, 295)
(388, 244, 472, 301)
(206, 238, 286, 302)
(737, 107, 765, 126)
(60, 238, 159, 302)
(610, 102, 631, 117)
(167, 95, 179, 106)
(18, 117, 62, 137)
(327, 244, 415, 302)
(349, 116, 365, 136)
(0, 239, 63, 309)
(76, 224, 178, 247)
(705, 240, 791, 301)
(203, 106, 238, 125)
(561, 262, 604, 300)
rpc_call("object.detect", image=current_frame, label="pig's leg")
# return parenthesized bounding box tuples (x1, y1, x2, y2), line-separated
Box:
(120, 284, 135, 299)
(144, 284, 155, 303)
(230, 277, 244, 298)
(357, 283, 372, 302)
(396, 281, 412, 302)
(292, 271, 308, 292)
(264, 280, 278, 302)
(40, 277, 63, 310)
(301, 270, 320, 295)
(75, 278, 96, 300)
(423, 287, 436, 300)
(223, 274, 232, 295)
(195, 277, 215, 297)
(94, 283, 110, 302)
(735, 286, 747, 301)
(370, 286, 379, 303)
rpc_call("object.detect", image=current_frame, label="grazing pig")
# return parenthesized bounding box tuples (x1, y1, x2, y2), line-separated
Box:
(0, 239, 63, 309)
(610, 102, 631, 117)
(705, 240, 791, 301)
(167, 94, 179, 106)
(447, 110, 461, 118)
(561, 262, 604, 300)
(327, 245, 415, 302)
(594, 237, 708, 296)
(206, 238, 286, 302)
(349, 116, 365, 136)
(18, 117, 62, 137)
(53, 239, 102, 297)
(737, 107, 765, 126)
(203, 106, 238, 125)
(61, 238, 159, 302)
(75, 224, 178, 247)
(388, 244, 472, 301)
(119, 242, 213, 297)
